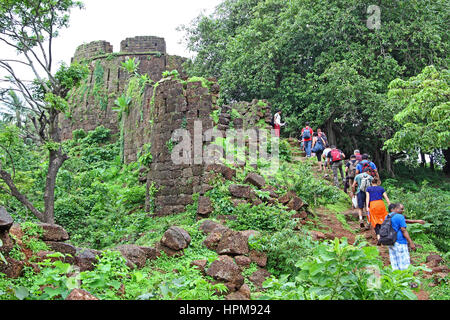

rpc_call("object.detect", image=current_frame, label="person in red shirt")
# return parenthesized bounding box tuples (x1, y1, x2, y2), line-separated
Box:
(301, 122, 313, 157)
(354, 149, 362, 161)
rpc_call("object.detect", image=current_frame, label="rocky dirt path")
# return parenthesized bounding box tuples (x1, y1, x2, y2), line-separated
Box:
(286, 139, 429, 300)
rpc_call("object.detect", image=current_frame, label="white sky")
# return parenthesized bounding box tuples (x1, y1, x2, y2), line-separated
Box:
(53, 0, 223, 65)
(0, 0, 222, 83)
(0, 0, 222, 111)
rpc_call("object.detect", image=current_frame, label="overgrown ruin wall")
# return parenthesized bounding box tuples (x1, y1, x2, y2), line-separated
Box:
(61, 36, 273, 216)
(60, 36, 186, 140)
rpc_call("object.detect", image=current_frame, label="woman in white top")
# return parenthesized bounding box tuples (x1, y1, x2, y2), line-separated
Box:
(273, 110, 285, 137)
(322, 146, 332, 172)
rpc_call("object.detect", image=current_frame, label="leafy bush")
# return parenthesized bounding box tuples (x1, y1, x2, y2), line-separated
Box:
(257, 238, 422, 300)
(227, 203, 292, 232)
(388, 181, 450, 252)
(256, 225, 316, 276)
(274, 161, 346, 208)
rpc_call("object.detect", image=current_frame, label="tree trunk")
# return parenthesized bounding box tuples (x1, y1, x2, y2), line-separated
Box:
(429, 154, 435, 171)
(43, 149, 68, 223)
(145, 178, 151, 213)
(326, 119, 336, 147)
(443, 148, 450, 176)
(42, 109, 68, 224)
(419, 151, 426, 167)
(384, 151, 394, 177)
(373, 147, 382, 172)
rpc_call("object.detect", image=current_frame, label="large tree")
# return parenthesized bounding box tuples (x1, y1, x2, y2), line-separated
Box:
(0, 0, 86, 223)
(181, 0, 449, 172)
(384, 66, 450, 174)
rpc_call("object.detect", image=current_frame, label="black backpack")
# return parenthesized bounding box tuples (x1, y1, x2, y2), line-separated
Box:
(378, 213, 398, 245)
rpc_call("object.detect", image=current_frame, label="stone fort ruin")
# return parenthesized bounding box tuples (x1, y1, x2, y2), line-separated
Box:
(61, 36, 273, 216)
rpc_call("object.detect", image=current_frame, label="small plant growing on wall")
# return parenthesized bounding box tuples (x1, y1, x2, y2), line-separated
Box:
(121, 58, 140, 75)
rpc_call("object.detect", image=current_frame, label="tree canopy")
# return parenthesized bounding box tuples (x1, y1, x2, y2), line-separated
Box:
(0, 0, 86, 223)
(181, 0, 449, 170)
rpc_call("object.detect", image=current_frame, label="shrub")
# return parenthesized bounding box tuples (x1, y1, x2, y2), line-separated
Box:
(226, 203, 292, 232)
(257, 238, 422, 300)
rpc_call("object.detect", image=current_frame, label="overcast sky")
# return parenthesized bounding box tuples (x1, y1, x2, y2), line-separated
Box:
(1, 0, 223, 82)
(0, 0, 223, 111)
(53, 0, 223, 65)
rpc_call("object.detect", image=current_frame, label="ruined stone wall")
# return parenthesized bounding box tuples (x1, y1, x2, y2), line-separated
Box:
(60, 37, 186, 140)
(123, 78, 273, 216)
(61, 36, 274, 217)
(135, 79, 219, 215)
(71, 41, 113, 63)
(120, 36, 166, 53)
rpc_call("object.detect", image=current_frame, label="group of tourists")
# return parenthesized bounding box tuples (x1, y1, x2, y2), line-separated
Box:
(272, 113, 425, 271)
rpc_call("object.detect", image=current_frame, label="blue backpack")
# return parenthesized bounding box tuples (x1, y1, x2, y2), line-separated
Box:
(302, 128, 311, 139)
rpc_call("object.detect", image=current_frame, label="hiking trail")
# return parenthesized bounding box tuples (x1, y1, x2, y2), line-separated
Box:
(286, 138, 429, 300)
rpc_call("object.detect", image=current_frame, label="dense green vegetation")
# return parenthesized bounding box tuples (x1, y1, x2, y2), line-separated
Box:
(1, 126, 449, 300)
(1, 0, 449, 302)
(181, 0, 449, 172)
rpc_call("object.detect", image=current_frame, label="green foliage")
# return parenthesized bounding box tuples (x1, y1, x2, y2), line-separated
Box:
(113, 94, 132, 119)
(387, 181, 450, 252)
(162, 70, 180, 78)
(258, 238, 421, 300)
(55, 62, 90, 96)
(257, 226, 315, 277)
(80, 250, 129, 299)
(121, 57, 140, 75)
(137, 143, 152, 166)
(227, 202, 291, 232)
(182, 0, 449, 163)
(274, 160, 346, 208)
(384, 66, 450, 156)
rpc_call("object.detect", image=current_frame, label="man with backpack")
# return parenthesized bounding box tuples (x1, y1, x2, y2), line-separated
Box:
(352, 167, 373, 228)
(384, 203, 425, 270)
(355, 154, 381, 184)
(301, 122, 313, 157)
(326, 145, 345, 188)
(354, 149, 363, 161)
(345, 154, 359, 196)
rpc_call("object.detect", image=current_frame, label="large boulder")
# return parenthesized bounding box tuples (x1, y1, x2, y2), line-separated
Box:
(206, 255, 244, 291)
(75, 248, 101, 271)
(0, 257, 24, 278)
(38, 223, 69, 241)
(0, 206, 13, 232)
(66, 289, 99, 300)
(216, 230, 249, 256)
(199, 220, 228, 235)
(249, 250, 267, 268)
(249, 268, 271, 291)
(229, 184, 253, 199)
(160, 226, 191, 251)
(278, 190, 297, 205)
(205, 163, 236, 181)
(426, 254, 443, 265)
(225, 283, 251, 300)
(113, 244, 147, 269)
(197, 196, 213, 217)
(138, 246, 161, 261)
(44, 241, 77, 257)
(287, 196, 305, 211)
(243, 173, 266, 189)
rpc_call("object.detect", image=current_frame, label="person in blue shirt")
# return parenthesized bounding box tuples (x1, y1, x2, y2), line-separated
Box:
(355, 154, 381, 184)
(387, 203, 425, 270)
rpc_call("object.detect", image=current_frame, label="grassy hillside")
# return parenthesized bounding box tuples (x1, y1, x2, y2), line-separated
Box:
(1, 126, 448, 300)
